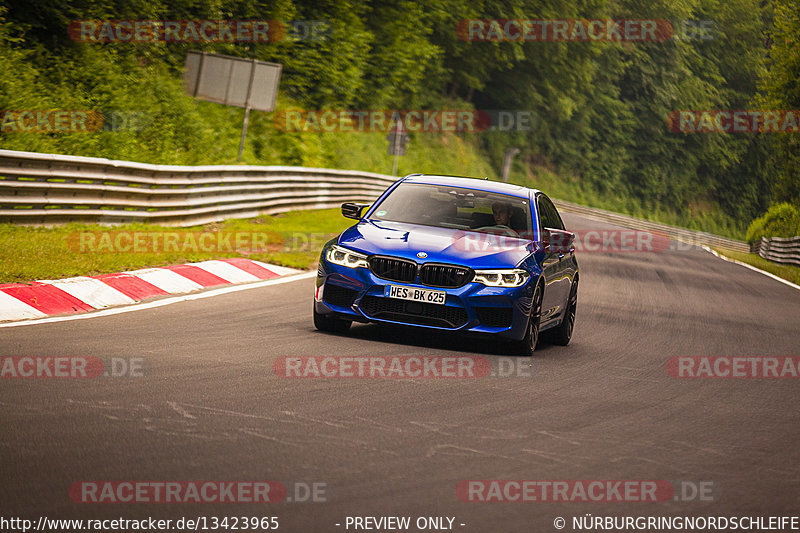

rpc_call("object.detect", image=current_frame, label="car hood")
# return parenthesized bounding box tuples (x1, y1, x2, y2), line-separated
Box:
(338, 219, 534, 268)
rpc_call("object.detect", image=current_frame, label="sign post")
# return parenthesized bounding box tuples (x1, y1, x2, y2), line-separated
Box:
(237, 59, 257, 161)
(386, 119, 410, 176)
(501, 147, 520, 182)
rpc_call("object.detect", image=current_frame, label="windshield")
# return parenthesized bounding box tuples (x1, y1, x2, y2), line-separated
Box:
(369, 182, 532, 238)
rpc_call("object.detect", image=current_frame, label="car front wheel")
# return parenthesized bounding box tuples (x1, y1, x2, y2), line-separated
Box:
(313, 304, 352, 333)
(517, 282, 543, 356)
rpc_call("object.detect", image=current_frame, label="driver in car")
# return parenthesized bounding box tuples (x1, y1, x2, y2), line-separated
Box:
(492, 201, 512, 225)
(482, 201, 519, 237)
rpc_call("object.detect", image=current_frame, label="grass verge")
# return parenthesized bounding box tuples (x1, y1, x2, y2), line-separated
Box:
(712, 247, 800, 286)
(0, 208, 353, 284)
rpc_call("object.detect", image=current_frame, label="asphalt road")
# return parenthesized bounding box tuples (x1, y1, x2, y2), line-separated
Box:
(1, 212, 799, 532)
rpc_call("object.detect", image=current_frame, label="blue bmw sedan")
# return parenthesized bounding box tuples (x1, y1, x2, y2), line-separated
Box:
(313, 174, 579, 354)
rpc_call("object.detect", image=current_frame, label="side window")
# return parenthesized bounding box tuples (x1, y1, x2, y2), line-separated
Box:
(536, 197, 548, 230)
(554, 209, 565, 230)
(537, 196, 555, 230)
(547, 199, 565, 230)
(539, 196, 564, 230)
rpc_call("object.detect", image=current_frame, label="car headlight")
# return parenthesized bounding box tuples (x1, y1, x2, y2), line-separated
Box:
(473, 269, 530, 287)
(326, 245, 369, 269)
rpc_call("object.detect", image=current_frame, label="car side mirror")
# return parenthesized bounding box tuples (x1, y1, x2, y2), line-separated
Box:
(546, 228, 575, 254)
(341, 202, 370, 220)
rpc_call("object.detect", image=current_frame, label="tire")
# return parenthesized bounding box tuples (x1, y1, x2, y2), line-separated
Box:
(313, 304, 352, 333)
(546, 277, 578, 346)
(516, 282, 543, 356)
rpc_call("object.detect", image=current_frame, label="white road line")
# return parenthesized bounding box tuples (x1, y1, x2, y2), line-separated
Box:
(0, 271, 316, 328)
(191, 260, 261, 284)
(0, 291, 48, 321)
(127, 267, 204, 293)
(702, 246, 800, 292)
(37, 277, 136, 308)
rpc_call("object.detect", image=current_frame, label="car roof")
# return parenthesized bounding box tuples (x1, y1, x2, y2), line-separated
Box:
(401, 174, 540, 199)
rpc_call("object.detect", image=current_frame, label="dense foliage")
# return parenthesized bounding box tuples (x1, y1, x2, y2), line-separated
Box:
(0, 0, 797, 238)
(746, 203, 800, 241)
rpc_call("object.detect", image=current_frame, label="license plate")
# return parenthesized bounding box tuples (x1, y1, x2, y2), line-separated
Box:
(384, 285, 446, 305)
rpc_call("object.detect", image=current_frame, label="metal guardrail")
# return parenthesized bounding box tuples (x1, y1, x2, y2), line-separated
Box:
(552, 199, 750, 253)
(750, 236, 800, 267)
(0, 149, 749, 253)
(0, 149, 396, 226)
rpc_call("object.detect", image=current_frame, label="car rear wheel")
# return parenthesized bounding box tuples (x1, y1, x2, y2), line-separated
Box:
(517, 282, 543, 356)
(546, 277, 578, 346)
(313, 304, 352, 333)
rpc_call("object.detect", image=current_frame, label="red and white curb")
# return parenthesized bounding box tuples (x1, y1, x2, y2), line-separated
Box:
(0, 258, 300, 322)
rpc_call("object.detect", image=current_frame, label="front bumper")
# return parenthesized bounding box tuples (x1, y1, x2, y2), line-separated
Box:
(314, 259, 535, 341)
